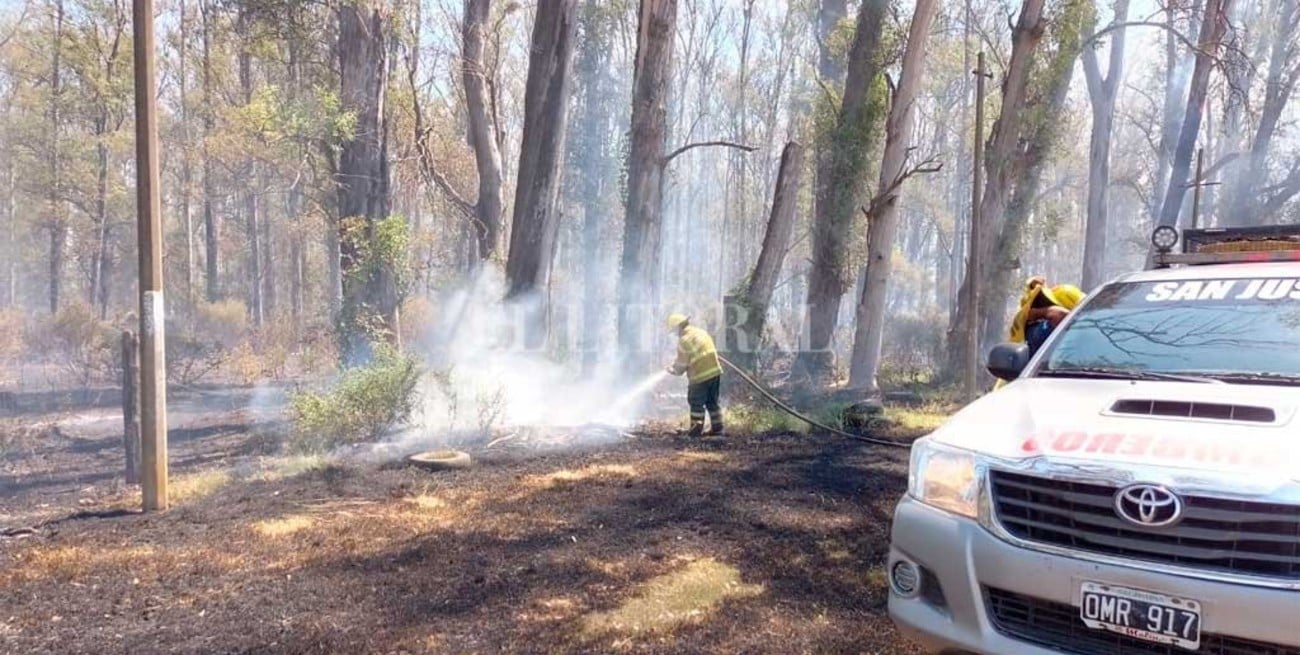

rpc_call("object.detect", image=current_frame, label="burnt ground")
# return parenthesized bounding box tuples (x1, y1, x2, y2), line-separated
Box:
(0, 391, 923, 655)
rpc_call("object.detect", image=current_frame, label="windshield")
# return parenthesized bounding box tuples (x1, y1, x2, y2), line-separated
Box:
(1037, 277, 1300, 382)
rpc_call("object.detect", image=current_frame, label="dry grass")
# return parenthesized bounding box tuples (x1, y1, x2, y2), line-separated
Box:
(582, 557, 764, 637)
(1, 543, 241, 587)
(677, 451, 727, 463)
(883, 403, 954, 436)
(526, 464, 640, 489)
(405, 493, 448, 510)
(251, 515, 315, 538)
(170, 468, 234, 502)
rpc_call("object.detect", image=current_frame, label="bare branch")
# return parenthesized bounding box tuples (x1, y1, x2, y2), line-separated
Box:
(860, 154, 944, 221)
(1083, 21, 1199, 54)
(662, 140, 758, 165)
(405, 36, 475, 219)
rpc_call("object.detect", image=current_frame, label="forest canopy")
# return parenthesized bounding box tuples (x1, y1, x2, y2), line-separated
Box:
(0, 0, 1296, 394)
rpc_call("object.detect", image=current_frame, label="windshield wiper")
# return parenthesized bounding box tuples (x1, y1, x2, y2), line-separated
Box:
(1039, 367, 1224, 384)
(1198, 372, 1300, 387)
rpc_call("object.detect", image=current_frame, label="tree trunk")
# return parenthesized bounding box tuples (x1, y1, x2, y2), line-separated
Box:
(337, 0, 393, 360)
(3, 127, 13, 309)
(47, 0, 65, 315)
(245, 176, 263, 326)
(92, 128, 111, 319)
(262, 180, 275, 317)
(1155, 0, 1232, 231)
(616, 0, 677, 368)
(289, 182, 303, 323)
(1081, 0, 1130, 290)
(816, 0, 848, 85)
(983, 44, 1083, 349)
(1151, 2, 1189, 221)
(179, 0, 193, 309)
(848, 0, 939, 393)
(323, 143, 342, 316)
(238, 13, 263, 327)
(945, 0, 1047, 380)
(1216, 0, 1253, 224)
(573, 0, 616, 377)
(1242, 0, 1300, 223)
(726, 141, 805, 367)
(463, 0, 504, 263)
(288, 39, 304, 325)
(201, 0, 219, 302)
(504, 0, 577, 303)
(802, 0, 887, 380)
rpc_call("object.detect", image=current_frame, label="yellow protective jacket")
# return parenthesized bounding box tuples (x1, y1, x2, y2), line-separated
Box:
(993, 282, 1084, 392)
(671, 325, 723, 384)
(1007, 283, 1085, 343)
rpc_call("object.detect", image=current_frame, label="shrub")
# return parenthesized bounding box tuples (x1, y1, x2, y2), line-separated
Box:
(287, 345, 422, 453)
(27, 302, 119, 385)
(166, 300, 248, 386)
(879, 310, 945, 389)
(194, 300, 248, 348)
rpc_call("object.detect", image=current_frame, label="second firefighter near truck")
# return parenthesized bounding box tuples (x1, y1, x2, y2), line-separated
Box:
(665, 314, 724, 437)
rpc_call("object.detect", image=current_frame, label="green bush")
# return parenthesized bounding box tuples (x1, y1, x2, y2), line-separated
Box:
(288, 345, 422, 453)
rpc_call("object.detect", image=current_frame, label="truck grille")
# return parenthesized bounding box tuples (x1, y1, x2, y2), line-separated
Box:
(986, 587, 1300, 655)
(989, 470, 1300, 579)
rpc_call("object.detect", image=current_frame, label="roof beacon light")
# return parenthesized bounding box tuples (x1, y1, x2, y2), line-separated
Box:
(1151, 226, 1179, 254)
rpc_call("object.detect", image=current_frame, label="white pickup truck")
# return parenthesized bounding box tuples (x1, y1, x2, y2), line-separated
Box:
(888, 226, 1300, 655)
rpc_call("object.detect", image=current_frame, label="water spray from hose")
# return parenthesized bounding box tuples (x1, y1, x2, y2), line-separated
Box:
(592, 370, 669, 425)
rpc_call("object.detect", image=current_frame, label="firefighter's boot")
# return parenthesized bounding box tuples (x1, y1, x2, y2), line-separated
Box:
(688, 420, 705, 438)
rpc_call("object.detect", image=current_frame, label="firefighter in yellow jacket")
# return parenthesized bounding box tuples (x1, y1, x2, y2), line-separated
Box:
(994, 277, 1085, 390)
(665, 313, 724, 437)
(1010, 276, 1085, 353)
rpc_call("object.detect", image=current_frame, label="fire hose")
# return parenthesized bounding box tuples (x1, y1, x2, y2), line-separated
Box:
(717, 355, 912, 450)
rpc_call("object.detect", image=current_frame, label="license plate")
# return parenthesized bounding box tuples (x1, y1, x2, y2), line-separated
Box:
(1079, 582, 1202, 651)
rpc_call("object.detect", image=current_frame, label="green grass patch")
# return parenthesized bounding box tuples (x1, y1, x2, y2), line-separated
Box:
(725, 403, 813, 434)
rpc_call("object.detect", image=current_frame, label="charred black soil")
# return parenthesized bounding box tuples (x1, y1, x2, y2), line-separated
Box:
(1, 400, 922, 655)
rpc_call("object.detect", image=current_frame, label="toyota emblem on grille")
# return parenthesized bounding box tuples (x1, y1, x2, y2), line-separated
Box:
(1114, 484, 1183, 527)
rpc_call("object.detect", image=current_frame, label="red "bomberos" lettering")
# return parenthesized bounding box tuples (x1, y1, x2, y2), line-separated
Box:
(1019, 430, 1274, 468)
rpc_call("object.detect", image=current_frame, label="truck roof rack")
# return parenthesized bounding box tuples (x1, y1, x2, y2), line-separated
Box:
(1151, 225, 1300, 268)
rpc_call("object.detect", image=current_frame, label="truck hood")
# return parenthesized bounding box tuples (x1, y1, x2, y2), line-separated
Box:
(931, 377, 1300, 479)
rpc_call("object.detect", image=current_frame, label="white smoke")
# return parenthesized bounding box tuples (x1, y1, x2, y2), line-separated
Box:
(381, 268, 674, 454)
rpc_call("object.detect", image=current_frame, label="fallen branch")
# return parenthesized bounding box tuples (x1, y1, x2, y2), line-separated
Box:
(663, 140, 757, 165)
(485, 432, 518, 449)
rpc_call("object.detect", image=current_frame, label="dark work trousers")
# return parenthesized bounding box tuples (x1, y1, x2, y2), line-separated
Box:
(686, 375, 724, 431)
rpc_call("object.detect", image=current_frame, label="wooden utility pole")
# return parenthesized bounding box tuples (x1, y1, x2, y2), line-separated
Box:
(1186, 147, 1221, 229)
(133, 0, 168, 511)
(964, 52, 990, 401)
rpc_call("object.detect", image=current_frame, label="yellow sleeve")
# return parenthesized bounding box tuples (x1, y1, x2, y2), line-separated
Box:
(1008, 288, 1038, 342)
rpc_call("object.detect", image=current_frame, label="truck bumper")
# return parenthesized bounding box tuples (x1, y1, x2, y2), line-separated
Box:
(887, 496, 1300, 655)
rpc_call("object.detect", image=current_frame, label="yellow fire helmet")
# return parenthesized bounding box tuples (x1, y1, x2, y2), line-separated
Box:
(665, 313, 689, 330)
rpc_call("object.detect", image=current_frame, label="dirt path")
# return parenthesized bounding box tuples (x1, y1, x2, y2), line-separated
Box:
(0, 428, 921, 655)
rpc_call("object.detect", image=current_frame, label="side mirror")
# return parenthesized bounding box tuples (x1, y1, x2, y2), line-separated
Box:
(987, 343, 1031, 381)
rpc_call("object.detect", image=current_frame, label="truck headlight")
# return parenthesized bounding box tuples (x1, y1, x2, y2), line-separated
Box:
(908, 438, 980, 518)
